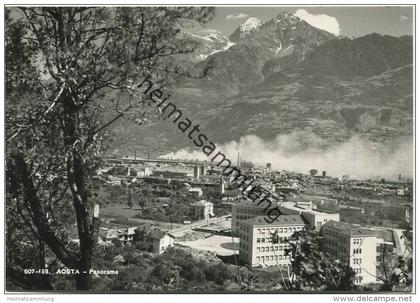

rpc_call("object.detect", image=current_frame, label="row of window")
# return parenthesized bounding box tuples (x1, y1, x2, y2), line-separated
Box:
(256, 236, 288, 243)
(257, 245, 288, 253)
(257, 227, 303, 234)
(325, 239, 364, 255)
(353, 248, 362, 254)
(238, 208, 262, 215)
(325, 238, 338, 247)
(324, 229, 340, 237)
(256, 255, 290, 262)
(324, 233, 348, 245)
(353, 268, 363, 274)
(353, 258, 362, 265)
(353, 238, 363, 245)
(237, 215, 253, 221)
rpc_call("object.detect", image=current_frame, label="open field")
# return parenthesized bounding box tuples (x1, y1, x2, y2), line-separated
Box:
(101, 203, 184, 230)
(101, 204, 143, 217)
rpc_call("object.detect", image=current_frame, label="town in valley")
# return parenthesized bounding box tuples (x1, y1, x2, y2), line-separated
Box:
(86, 153, 413, 291)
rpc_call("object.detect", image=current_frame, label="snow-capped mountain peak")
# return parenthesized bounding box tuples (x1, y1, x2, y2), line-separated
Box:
(239, 17, 262, 36)
(177, 30, 233, 62)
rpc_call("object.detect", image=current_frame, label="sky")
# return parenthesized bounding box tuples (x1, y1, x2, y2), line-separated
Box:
(195, 6, 413, 38)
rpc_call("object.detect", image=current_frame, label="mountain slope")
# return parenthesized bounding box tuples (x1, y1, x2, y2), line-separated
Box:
(110, 13, 413, 158)
(302, 33, 413, 78)
(202, 63, 412, 144)
(174, 12, 336, 100)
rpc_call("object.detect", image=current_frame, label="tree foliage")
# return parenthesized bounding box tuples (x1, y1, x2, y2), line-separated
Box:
(5, 6, 214, 290)
(377, 232, 413, 291)
(283, 230, 357, 291)
(309, 169, 318, 176)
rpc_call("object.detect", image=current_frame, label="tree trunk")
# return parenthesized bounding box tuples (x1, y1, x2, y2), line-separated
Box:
(75, 206, 100, 290)
(63, 100, 101, 290)
(11, 153, 78, 269)
(75, 258, 93, 290)
(12, 134, 101, 291)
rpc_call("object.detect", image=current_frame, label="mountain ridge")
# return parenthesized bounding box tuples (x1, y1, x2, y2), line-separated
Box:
(110, 12, 413, 160)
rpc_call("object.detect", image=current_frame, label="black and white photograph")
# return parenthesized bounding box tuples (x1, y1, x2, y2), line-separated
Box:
(2, 1, 417, 301)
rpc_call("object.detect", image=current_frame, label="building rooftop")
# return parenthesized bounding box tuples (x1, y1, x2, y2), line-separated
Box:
(152, 168, 192, 174)
(279, 202, 339, 216)
(371, 229, 394, 243)
(233, 199, 281, 208)
(322, 221, 376, 237)
(244, 215, 305, 227)
(361, 198, 385, 204)
(135, 225, 170, 240)
(191, 200, 213, 206)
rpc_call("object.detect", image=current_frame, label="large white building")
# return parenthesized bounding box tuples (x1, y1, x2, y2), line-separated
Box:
(232, 200, 339, 234)
(321, 221, 377, 285)
(231, 201, 268, 234)
(278, 201, 340, 231)
(238, 215, 305, 267)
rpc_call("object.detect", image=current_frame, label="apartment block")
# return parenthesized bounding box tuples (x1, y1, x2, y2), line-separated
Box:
(238, 215, 305, 267)
(321, 221, 377, 285)
(279, 201, 340, 231)
(231, 201, 268, 235)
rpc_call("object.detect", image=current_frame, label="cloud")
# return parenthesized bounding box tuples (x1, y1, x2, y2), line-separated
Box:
(163, 131, 413, 180)
(226, 13, 248, 20)
(294, 9, 340, 36)
(400, 15, 409, 21)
